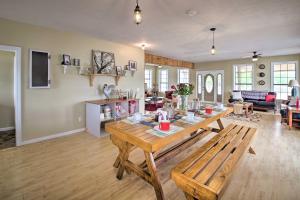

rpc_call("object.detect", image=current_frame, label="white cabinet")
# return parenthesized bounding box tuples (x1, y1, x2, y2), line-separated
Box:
(86, 99, 139, 137)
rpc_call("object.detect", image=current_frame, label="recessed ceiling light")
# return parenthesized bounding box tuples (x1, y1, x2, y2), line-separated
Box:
(185, 9, 198, 17)
(139, 43, 150, 50)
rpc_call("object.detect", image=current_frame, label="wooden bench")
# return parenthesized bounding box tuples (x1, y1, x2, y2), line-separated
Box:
(171, 124, 257, 200)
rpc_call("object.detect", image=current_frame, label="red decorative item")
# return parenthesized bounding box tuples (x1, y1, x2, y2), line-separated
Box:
(265, 95, 276, 102)
(296, 97, 299, 109)
(129, 100, 136, 115)
(159, 120, 170, 131)
(205, 107, 213, 114)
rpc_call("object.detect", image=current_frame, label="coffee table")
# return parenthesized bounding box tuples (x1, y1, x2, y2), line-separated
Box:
(228, 102, 254, 118)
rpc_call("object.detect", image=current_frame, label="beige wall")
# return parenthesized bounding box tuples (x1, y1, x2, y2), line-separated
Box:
(0, 51, 15, 128)
(0, 18, 145, 141)
(145, 64, 197, 99)
(195, 54, 300, 102)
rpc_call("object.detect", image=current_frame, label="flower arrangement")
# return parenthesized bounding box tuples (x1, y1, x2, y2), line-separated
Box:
(171, 83, 194, 96)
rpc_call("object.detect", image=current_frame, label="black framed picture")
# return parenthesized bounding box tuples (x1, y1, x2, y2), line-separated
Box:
(128, 60, 137, 71)
(92, 50, 115, 74)
(116, 66, 122, 75)
(62, 54, 71, 65)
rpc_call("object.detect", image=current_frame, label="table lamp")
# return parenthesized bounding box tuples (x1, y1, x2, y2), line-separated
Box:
(288, 80, 299, 97)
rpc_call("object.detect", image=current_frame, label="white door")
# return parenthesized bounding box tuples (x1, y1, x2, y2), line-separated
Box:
(196, 70, 224, 103)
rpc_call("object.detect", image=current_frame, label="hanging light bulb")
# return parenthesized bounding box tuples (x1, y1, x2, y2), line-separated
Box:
(210, 28, 216, 55)
(211, 45, 216, 55)
(134, 0, 142, 25)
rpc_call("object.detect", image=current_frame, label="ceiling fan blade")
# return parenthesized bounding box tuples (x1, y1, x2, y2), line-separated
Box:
(242, 56, 251, 58)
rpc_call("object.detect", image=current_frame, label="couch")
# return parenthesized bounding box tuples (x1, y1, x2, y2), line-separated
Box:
(228, 90, 276, 112)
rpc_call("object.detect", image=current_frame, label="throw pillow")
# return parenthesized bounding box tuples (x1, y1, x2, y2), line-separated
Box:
(265, 94, 276, 102)
(232, 91, 243, 100)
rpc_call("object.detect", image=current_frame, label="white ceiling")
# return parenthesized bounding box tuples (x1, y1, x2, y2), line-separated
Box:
(0, 0, 300, 63)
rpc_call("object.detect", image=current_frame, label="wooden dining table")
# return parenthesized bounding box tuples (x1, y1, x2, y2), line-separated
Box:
(105, 107, 233, 200)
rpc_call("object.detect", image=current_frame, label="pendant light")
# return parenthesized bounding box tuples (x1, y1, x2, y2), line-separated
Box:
(210, 28, 216, 55)
(134, 0, 142, 25)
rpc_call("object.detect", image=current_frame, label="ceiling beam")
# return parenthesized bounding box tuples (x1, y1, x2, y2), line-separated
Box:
(145, 53, 194, 69)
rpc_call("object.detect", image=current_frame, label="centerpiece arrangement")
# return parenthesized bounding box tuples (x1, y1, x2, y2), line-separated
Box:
(171, 83, 195, 111)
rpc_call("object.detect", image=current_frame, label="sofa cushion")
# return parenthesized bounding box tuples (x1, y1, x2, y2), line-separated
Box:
(232, 91, 242, 100)
(265, 94, 276, 102)
(241, 90, 268, 100)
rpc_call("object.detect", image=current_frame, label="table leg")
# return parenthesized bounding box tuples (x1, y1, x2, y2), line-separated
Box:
(288, 110, 293, 130)
(217, 119, 224, 130)
(245, 106, 249, 118)
(144, 151, 165, 200)
(116, 142, 132, 180)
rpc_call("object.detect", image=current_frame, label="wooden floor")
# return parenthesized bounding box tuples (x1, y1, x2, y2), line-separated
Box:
(1, 113, 300, 200)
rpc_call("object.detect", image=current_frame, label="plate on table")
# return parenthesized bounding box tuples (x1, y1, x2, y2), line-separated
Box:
(153, 125, 184, 135)
(181, 116, 204, 124)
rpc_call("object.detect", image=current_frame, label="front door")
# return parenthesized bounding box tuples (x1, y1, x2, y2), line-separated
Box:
(197, 70, 224, 103)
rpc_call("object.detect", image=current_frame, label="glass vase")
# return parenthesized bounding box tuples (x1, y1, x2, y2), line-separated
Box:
(180, 95, 189, 111)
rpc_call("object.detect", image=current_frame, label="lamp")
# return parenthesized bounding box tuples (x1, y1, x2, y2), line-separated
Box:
(288, 80, 299, 97)
(134, 0, 142, 25)
(210, 28, 216, 55)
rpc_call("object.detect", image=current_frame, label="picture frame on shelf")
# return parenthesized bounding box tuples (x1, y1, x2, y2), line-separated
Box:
(128, 60, 137, 71)
(62, 54, 71, 65)
(116, 66, 123, 75)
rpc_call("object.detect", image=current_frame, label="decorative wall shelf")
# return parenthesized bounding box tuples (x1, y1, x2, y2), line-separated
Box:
(61, 65, 82, 74)
(84, 73, 122, 87)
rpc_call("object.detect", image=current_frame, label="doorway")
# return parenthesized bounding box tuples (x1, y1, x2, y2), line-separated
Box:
(196, 70, 224, 103)
(0, 45, 22, 147)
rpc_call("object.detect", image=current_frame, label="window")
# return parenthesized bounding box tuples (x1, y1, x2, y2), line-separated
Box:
(217, 73, 222, 95)
(159, 69, 168, 92)
(205, 75, 214, 93)
(178, 69, 189, 83)
(197, 74, 202, 95)
(233, 64, 253, 90)
(144, 69, 152, 89)
(272, 61, 298, 100)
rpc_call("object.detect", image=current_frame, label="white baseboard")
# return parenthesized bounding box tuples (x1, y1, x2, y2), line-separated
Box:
(21, 128, 85, 145)
(0, 127, 15, 131)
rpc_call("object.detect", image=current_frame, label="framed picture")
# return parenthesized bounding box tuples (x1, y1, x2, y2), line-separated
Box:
(116, 66, 122, 75)
(92, 50, 115, 74)
(128, 60, 137, 71)
(62, 54, 71, 65)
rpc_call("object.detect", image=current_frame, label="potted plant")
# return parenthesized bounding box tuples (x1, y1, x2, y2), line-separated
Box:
(171, 83, 194, 110)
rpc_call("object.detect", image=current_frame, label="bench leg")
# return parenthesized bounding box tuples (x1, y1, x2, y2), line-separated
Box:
(248, 146, 256, 155)
(145, 151, 165, 200)
(184, 192, 195, 200)
(217, 119, 224, 130)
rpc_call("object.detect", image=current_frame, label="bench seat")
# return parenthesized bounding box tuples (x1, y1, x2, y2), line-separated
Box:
(171, 124, 257, 200)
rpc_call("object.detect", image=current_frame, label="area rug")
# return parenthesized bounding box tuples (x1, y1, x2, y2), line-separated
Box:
(0, 130, 15, 150)
(225, 112, 262, 123)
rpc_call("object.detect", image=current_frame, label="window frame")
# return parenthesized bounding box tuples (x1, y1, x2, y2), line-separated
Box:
(144, 69, 152, 89)
(177, 68, 190, 84)
(271, 61, 299, 100)
(232, 64, 254, 91)
(159, 69, 169, 92)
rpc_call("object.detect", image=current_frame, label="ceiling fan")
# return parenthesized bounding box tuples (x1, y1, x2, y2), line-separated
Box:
(243, 51, 262, 62)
